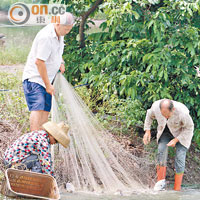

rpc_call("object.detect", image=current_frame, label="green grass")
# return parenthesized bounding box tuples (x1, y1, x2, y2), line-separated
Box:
(0, 45, 31, 65)
(0, 25, 43, 65)
(0, 71, 30, 132)
(0, 24, 103, 65)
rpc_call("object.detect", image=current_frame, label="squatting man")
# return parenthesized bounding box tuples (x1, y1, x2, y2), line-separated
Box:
(3, 121, 70, 176)
(143, 99, 194, 191)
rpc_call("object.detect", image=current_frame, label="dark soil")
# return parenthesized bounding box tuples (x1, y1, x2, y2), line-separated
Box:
(0, 120, 21, 173)
(114, 131, 200, 188)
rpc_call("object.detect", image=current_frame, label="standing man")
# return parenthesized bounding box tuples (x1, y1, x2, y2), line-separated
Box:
(143, 99, 194, 191)
(22, 12, 74, 131)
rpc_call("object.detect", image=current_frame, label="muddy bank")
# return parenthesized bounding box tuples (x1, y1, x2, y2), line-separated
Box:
(0, 121, 21, 173)
(114, 132, 200, 187)
(0, 65, 24, 73)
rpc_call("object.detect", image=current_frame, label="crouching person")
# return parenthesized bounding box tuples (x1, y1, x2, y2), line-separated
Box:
(3, 121, 69, 177)
(143, 99, 194, 191)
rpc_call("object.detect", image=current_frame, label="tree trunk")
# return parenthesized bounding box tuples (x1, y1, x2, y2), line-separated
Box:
(79, 0, 104, 48)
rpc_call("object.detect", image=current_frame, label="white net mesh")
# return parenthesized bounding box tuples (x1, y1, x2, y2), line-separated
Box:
(52, 73, 154, 194)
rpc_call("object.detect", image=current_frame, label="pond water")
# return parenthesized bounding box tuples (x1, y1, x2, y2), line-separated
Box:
(1, 189, 200, 200)
(61, 190, 200, 200)
(61, 189, 200, 200)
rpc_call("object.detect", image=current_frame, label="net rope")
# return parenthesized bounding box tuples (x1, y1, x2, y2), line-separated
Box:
(52, 73, 154, 193)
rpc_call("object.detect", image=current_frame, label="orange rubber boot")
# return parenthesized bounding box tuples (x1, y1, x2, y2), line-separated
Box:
(157, 166, 167, 181)
(174, 173, 183, 191)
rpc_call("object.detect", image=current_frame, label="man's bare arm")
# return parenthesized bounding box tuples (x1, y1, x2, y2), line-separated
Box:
(35, 58, 55, 95)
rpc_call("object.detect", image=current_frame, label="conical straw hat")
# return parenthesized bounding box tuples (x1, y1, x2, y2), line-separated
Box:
(42, 121, 70, 148)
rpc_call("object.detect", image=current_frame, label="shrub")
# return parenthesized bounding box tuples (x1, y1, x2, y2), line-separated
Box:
(64, 0, 200, 147)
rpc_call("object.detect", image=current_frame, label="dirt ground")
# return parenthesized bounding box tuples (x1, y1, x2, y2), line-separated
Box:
(0, 65, 24, 73)
(0, 121, 21, 173)
(114, 132, 200, 187)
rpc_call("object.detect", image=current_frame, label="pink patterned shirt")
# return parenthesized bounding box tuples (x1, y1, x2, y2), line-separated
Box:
(4, 130, 54, 176)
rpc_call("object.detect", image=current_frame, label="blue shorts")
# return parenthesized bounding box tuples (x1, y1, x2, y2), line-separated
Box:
(23, 79, 52, 112)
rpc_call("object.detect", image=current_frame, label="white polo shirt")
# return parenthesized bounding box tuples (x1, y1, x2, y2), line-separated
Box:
(22, 23, 64, 88)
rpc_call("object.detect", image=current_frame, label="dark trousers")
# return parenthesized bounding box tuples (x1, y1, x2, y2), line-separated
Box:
(4, 154, 42, 173)
(157, 126, 187, 174)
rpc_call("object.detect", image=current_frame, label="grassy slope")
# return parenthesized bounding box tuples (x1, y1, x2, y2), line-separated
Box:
(0, 26, 43, 65)
(0, 69, 30, 132)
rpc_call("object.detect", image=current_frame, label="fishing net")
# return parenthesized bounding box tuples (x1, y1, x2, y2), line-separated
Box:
(52, 73, 155, 194)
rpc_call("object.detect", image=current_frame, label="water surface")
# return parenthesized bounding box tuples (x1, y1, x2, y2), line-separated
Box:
(1, 189, 200, 199)
(61, 190, 200, 200)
